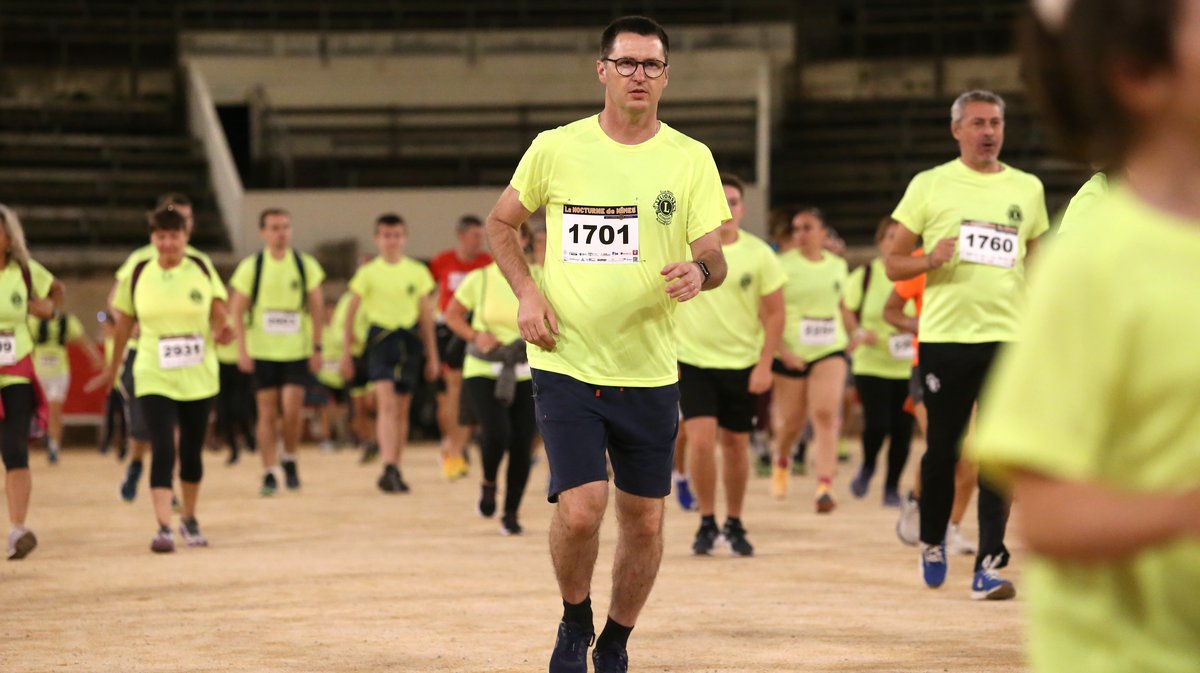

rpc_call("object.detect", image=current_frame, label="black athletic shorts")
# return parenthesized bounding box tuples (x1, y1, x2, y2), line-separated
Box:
(118, 348, 150, 442)
(909, 363, 924, 406)
(677, 362, 757, 433)
(253, 359, 310, 391)
(435, 322, 467, 371)
(532, 369, 679, 503)
(771, 351, 848, 379)
(366, 325, 424, 394)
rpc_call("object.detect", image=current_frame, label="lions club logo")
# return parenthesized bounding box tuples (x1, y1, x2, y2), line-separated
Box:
(189, 288, 203, 304)
(290, 279, 300, 290)
(739, 273, 752, 290)
(407, 284, 416, 295)
(654, 191, 677, 225)
(10, 292, 21, 307)
(1007, 204, 1024, 226)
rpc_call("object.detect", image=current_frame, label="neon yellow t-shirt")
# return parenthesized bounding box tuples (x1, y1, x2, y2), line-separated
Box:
(510, 115, 730, 386)
(777, 250, 848, 363)
(116, 244, 218, 351)
(453, 264, 539, 382)
(230, 249, 325, 361)
(316, 293, 353, 389)
(843, 258, 916, 380)
(347, 256, 435, 331)
(0, 259, 55, 388)
(29, 313, 85, 379)
(1056, 172, 1108, 236)
(891, 159, 1050, 343)
(676, 232, 785, 370)
(113, 256, 227, 401)
(972, 186, 1200, 673)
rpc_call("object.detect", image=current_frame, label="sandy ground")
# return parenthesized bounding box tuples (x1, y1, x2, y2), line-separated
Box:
(0, 441, 1026, 672)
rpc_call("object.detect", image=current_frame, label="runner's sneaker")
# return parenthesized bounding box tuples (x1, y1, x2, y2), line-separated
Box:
(150, 527, 175, 554)
(882, 488, 902, 508)
(500, 513, 522, 536)
(359, 441, 379, 464)
(946, 523, 976, 556)
(48, 444, 59, 465)
(971, 555, 1016, 601)
(548, 620, 594, 673)
(178, 517, 209, 547)
(770, 464, 788, 499)
(377, 464, 409, 493)
(815, 482, 837, 514)
(120, 460, 143, 502)
(282, 460, 301, 490)
(921, 542, 947, 588)
(673, 472, 697, 511)
(592, 647, 629, 673)
(722, 519, 754, 557)
(895, 491, 920, 546)
(6, 528, 37, 560)
(260, 471, 278, 497)
(849, 465, 873, 498)
(478, 483, 497, 518)
(691, 520, 720, 556)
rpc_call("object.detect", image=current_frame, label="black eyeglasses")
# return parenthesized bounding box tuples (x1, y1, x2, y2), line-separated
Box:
(602, 57, 667, 79)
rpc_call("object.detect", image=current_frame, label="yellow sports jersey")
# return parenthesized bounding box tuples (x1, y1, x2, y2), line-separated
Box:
(843, 258, 916, 380)
(347, 256, 435, 331)
(972, 186, 1200, 673)
(116, 244, 218, 351)
(676, 232, 785, 370)
(113, 256, 227, 401)
(891, 159, 1049, 343)
(316, 293, 353, 389)
(511, 115, 730, 386)
(29, 313, 85, 379)
(230, 249, 325, 361)
(778, 250, 848, 363)
(0, 259, 55, 388)
(1056, 172, 1108, 236)
(454, 264, 539, 381)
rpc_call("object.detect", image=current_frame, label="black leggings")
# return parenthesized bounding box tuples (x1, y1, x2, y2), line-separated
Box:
(141, 395, 213, 489)
(919, 342, 1010, 572)
(854, 374, 913, 492)
(215, 363, 256, 453)
(99, 388, 127, 453)
(0, 384, 34, 470)
(462, 377, 535, 516)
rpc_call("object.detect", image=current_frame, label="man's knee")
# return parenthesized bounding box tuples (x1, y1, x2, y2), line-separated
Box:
(556, 486, 606, 538)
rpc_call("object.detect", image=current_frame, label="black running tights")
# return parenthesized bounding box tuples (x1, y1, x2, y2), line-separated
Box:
(854, 374, 913, 492)
(0, 384, 34, 470)
(142, 395, 213, 489)
(462, 377, 535, 516)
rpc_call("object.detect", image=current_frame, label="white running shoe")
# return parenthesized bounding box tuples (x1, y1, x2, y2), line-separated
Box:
(945, 523, 976, 556)
(895, 491, 920, 546)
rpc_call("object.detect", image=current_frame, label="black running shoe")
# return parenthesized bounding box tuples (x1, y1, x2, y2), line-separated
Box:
(282, 460, 301, 490)
(500, 513, 522, 536)
(691, 521, 720, 556)
(360, 441, 379, 464)
(260, 471, 278, 497)
(378, 465, 409, 493)
(120, 461, 143, 502)
(592, 647, 629, 673)
(722, 519, 755, 557)
(477, 483, 497, 518)
(548, 621, 594, 673)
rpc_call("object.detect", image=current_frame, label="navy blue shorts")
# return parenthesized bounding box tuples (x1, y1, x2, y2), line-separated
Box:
(253, 358, 310, 391)
(532, 369, 679, 503)
(365, 325, 424, 394)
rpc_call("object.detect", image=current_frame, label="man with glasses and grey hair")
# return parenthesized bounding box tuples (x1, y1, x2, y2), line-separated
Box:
(885, 89, 1049, 601)
(484, 14, 729, 673)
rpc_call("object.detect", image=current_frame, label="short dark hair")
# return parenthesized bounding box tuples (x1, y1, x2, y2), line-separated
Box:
(719, 172, 745, 197)
(456, 214, 483, 233)
(258, 208, 289, 229)
(600, 16, 669, 59)
(794, 206, 827, 230)
(1021, 0, 1179, 166)
(148, 206, 188, 232)
(376, 213, 405, 228)
(155, 192, 191, 210)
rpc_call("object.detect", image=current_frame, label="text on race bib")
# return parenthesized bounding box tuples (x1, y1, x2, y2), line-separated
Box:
(158, 334, 205, 370)
(799, 317, 837, 347)
(959, 220, 1018, 268)
(263, 310, 301, 335)
(888, 334, 916, 361)
(0, 332, 15, 366)
(561, 204, 639, 264)
(490, 362, 532, 378)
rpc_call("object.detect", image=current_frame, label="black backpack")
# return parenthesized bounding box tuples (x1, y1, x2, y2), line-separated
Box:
(247, 249, 308, 323)
(129, 255, 213, 317)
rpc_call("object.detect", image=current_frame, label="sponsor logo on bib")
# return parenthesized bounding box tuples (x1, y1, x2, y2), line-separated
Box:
(654, 191, 677, 225)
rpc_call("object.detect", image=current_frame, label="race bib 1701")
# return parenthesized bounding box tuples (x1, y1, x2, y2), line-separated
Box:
(0, 331, 15, 365)
(158, 334, 205, 370)
(561, 204, 639, 264)
(263, 311, 301, 335)
(959, 220, 1019, 268)
(799, 317, 837, 347)
(888, 334, 916, 361)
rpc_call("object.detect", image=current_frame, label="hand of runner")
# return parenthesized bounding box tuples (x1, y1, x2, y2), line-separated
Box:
(339, 353, 355, 382)
(779, 350, 805, 372)
(214, 323, 235, 346)
(28, 297, 56, 320)
(84, 367, 116, 394)
(516, 286, 559, 351)
(748, 361, 772, 394)
(308, 352, 322, 375)
(929, 238, 956, 268)
(472, 331, 502, 354)
(861, 329, 879, 346)
(237, 352, 254, 374)
(661, 262, 703, 302)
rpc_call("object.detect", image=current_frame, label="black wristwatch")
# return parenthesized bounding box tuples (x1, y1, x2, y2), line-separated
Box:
(693, 260, 711, 285)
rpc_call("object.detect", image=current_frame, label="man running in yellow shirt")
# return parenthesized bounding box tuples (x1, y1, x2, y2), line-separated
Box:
(340, 214, 438, 494)
(229, 208, 325, 496)
(484, 16, 729, 673)
(885, 89, 1048, 600)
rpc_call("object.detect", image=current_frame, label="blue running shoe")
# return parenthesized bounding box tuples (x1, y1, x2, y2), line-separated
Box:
(592, 647, 629, 673)
(921, 542, 947, 588)
(882, 488, 902, 508)
(971, 555, 1016, 600)
(548, 621, 594, 673)
(673, 474, 697, 512)
(850, 466, 873, 498)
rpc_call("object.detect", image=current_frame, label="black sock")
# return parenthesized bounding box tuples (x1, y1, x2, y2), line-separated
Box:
(595, 616, 633, 653)
(562, 596, 592, 629)
(701, 514, 717, 528)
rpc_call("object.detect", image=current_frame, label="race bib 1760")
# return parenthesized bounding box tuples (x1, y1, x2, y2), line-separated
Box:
(561, 204, 639, 264)
(158, 334, 205, 370)
(959, 220, 1018, 268)
(0, 331, 15, 365)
